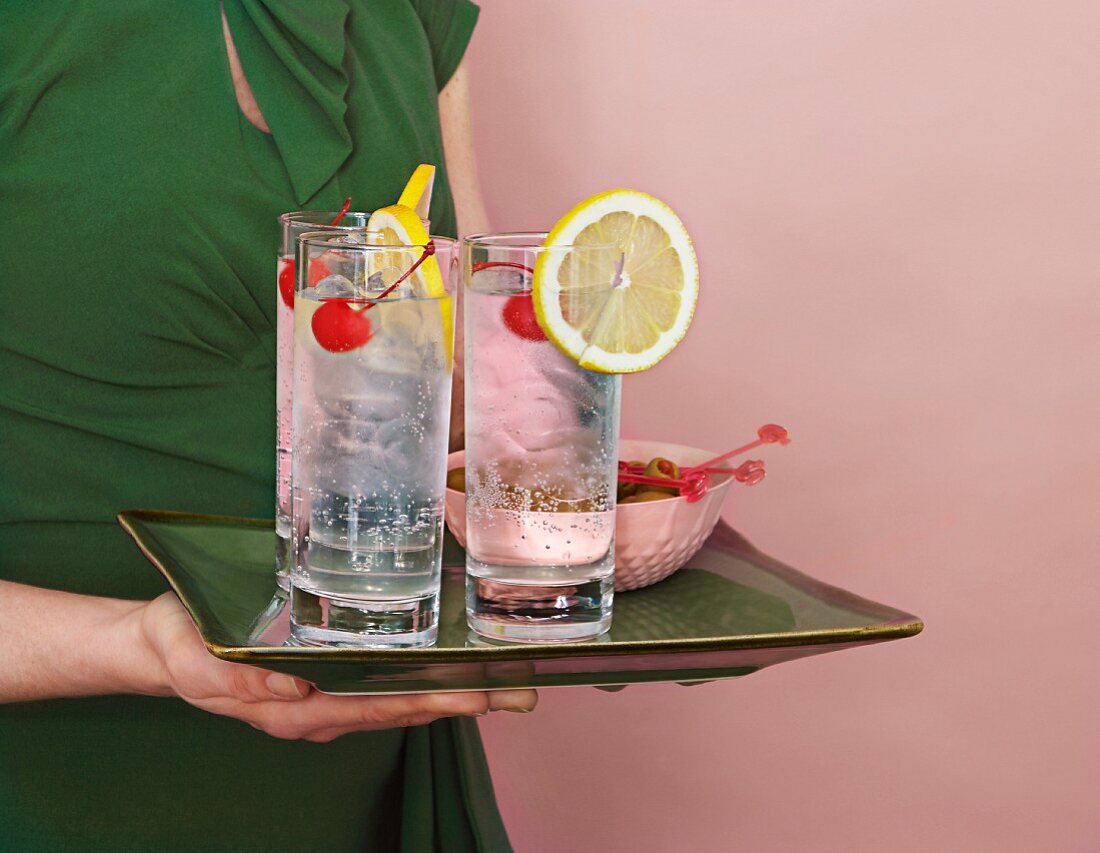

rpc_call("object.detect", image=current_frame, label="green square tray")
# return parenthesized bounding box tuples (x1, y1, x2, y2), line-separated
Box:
(118, 510, 922, 694)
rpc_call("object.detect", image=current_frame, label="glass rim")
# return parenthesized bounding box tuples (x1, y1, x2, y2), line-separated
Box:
(463, 231, 619, 251)
(278, 211, 376, 231)
(280, 211, 430, 228)
(297, 231, 457, 252)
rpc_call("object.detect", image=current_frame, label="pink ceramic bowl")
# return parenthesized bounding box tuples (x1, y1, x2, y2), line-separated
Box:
(444, 439, 734, 592)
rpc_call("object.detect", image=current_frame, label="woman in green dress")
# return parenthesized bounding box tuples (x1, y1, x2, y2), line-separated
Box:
(0, 2, 535, 850)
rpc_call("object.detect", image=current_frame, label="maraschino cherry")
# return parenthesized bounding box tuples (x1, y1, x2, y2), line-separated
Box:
(278, 257, 330, 309)
(278, 198, 352, 308)
(311, 301, 373, 353)
(310, 239, 437, 354)
(502, 294, 547, 341)
(469, 261, 546, 342)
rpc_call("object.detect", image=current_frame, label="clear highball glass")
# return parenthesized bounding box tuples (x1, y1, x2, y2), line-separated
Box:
(274, 211, 375, 590)
(290, 231, 456, 647)
(462, 233, 622, 643)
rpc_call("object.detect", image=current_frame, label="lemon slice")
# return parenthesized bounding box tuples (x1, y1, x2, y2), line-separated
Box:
(396, 164, 436, 222)
(366, 203, 445, 295)
(366, 203, 453, 363)
(532, 189, 698, 373)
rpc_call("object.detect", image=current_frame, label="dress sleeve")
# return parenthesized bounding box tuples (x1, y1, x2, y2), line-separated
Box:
(407, 0, 480, 91)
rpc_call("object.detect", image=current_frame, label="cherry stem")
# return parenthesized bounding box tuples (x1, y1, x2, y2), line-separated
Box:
(471, 261, 535, 276)
(330, 197, 352, 226)
(319, 241, 439, 310)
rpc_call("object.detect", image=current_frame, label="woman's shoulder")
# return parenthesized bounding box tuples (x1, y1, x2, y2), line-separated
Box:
(347, 0, 479, 93)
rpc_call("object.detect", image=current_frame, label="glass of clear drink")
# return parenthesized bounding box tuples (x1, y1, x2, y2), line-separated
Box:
(462, 233, 623, 642)
(275, 211, 374, 590)
(290, 232, 456, 647)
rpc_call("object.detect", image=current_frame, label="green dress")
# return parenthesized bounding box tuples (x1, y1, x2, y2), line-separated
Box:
(0, 2, 511, 850)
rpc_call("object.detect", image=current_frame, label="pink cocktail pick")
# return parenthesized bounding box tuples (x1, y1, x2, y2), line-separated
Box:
(681, 424, 790, 476)
(618, 424, 789, 503)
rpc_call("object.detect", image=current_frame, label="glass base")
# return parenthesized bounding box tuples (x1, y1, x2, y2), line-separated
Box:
(289, 586, 438, 648)
(275, 529, 291, 591)
(465, 571, 613, 644)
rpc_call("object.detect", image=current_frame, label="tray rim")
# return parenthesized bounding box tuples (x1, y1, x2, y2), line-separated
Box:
(117, 509, 924, 665)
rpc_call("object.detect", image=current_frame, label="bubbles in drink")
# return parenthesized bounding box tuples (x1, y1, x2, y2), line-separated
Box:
(291, 284, 452, 639)
(463, 272, 620, 577)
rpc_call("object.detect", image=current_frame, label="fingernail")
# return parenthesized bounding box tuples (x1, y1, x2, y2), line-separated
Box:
(266, 673, 308, 699)
(488, 690, 536, 713)
(504, 706, 533, 713)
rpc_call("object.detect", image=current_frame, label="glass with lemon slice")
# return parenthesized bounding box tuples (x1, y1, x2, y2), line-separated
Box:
(274, 167, 436, 591)
(462, 191, 698, 643)
(288, 224, 457, 648)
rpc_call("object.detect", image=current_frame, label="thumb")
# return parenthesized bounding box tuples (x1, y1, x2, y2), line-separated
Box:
(213, 659, 312, 702)
(262, 672, 312, 700)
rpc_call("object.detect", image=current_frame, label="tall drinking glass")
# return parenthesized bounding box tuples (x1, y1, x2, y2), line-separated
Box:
(290, 233, 457, 647)
(275, 211, 373, 590)
(462, 233, 622, 642)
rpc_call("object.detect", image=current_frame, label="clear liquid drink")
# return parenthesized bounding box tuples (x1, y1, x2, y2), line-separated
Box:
(291, 233, 455, 647)
(463, 234, 622, 642)
(275, 211, 372, 590)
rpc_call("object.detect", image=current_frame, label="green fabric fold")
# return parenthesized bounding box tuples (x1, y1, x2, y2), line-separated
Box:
(224, 0, 353, 204)
(408, 0, 481, 91)
(402, 719, 513, 853)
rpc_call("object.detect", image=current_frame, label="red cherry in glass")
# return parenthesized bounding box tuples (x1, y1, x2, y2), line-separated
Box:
(278, 258, 332, 309)
(311, 300, 373, 353)
(278, 259, 295, 308)
(502, 294, 547, 341)
(309, 259, 332, 286)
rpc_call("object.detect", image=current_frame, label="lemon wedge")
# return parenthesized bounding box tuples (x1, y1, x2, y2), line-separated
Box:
(366, 203, 453, 364)
(531, 189, 698, 373)
(396, 164, 436, 222)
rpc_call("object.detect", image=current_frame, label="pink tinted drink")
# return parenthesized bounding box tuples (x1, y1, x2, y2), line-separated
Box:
(463, 235, 621, 643)
(275, 255, 294, 583)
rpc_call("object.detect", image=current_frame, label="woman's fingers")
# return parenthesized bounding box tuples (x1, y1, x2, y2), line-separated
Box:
(487, 689, 537, 713)
(218, 663, 312, 703)
(144, 592, 539, 741)
(303, 709, 470, 743)
(237, 688, 537, 741)
(141, 593, 310, 704)
(263, 672, 312, 699)
(248, 690, 483, 736)
(170, 633, 313, 704)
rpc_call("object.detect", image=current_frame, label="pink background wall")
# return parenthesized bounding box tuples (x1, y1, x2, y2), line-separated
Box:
(466, 2, 1100, 851)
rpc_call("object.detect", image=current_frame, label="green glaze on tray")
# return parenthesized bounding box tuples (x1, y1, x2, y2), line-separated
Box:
(118, 510, 922, 694)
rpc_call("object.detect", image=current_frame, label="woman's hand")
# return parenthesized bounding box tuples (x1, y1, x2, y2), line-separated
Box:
(137, 593, 536, 742)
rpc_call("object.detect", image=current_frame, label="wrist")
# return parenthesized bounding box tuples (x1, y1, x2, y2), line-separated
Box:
(110, 600, 173, 698)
